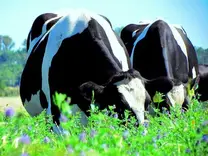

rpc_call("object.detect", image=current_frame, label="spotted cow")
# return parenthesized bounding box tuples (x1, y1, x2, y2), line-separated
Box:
(20, 9, 157, 133)
(120, 19, 199, 111)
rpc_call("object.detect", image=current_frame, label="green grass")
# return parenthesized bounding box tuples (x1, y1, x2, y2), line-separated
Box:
(0, 94, 208, 156)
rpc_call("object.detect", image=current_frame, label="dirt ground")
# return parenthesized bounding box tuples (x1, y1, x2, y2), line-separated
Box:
(0, 96, 26, 113)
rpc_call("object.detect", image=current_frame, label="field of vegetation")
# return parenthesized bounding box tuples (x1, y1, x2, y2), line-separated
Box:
(0, 29, 208, 156)
(0, 93, 207, 156)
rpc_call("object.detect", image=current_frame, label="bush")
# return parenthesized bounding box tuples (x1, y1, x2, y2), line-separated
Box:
(0, 86, 19, 97)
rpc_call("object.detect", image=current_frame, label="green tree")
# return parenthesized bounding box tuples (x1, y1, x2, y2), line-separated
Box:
(1, 35, 15, 51)
(195, 46, 208, 64)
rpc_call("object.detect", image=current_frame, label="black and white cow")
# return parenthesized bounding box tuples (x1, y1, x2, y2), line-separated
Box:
(20, 9, 158, 133)
(120, 19, 199, 110)
(196, 64, 208, 101)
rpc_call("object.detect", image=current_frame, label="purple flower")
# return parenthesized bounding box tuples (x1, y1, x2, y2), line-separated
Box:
(156, 134, 162, 140)
(165, 110, 170, 116)
(19, 134, 31, 144)
(143, 121, 149, 128)
(162, 107, 170, 115)
(21, 152, 29, 156)
(202, 120, 208, 126)
(185, 148, 191, 153)
(122, 130, 129, 140)
(5, 107, 15, 117)
(60, 114, 68, 122)
(67, 145, 74, 154)
(79, 132, 86, 142)
(202, 134, 208, 143)
(43, 136, 50, 143)
(90, 129, 97, 138)
(113, 113, 118, 119)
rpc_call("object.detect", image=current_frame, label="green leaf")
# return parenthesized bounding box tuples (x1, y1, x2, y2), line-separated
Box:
(153, 91, 165, 103)
(53, 92, 67, 109)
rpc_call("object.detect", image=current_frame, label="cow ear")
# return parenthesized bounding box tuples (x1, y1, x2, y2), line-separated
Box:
(79, 81, 104, 102)
(145, 77, 174, 97)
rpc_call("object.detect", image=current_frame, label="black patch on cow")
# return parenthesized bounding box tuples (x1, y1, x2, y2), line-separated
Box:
(20, 34, 49, 106)
(30, 13, 57, 41)
(46, 16, 62, 32)
(196, 64, 208, 101)
(40, 90, 48, 109)
(144, 76, 174, 98)
(197, 73, 208, 101)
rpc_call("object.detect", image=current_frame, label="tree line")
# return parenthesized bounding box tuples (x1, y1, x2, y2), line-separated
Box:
(0, 29, 207, 96)
(0, 35, 27, 96)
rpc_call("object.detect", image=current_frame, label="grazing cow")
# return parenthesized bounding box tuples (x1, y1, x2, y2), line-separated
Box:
(196, 64, 208, 101)
(120, 19, 199, 110)
(21, 9, 163, 133)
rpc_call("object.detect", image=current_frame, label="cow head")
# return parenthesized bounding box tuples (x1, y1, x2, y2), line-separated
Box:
(79, 69, 151, 124)
(144, 76, 199, 111)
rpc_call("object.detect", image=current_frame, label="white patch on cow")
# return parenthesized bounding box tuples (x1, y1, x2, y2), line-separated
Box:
(114, 78, 146, 124)
(169, 24, 188, 58)
(23, 90, 44, 116)
(132, 29, 140, 38)
(192, 67, 197, 79)
(87, 11, 129, 71)
(168, 23, 189, 71)
(172, 24, 187, 35)
(41, 10, 91, 118)
(27, 16, 62, 55)
(167, 84, 185, 107)
(162, 47, 171, 78)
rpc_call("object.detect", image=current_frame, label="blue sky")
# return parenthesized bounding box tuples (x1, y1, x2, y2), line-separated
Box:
(0, 0, 208, 49)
